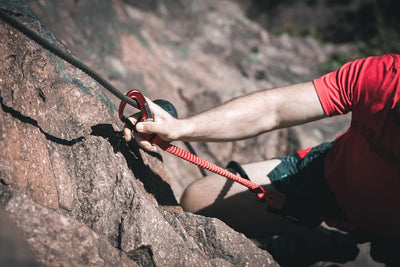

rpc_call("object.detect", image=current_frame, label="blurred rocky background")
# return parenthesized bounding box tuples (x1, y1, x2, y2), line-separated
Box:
(1, 0, 397, 266)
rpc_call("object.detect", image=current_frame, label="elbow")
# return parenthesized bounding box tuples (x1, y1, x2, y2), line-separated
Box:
(256, 98, 282, 134)
(257, 112, 281, 134)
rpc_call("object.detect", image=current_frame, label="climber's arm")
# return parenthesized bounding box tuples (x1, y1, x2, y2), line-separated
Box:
(176, 82, 326, 141)
(123, 82, 327, 151)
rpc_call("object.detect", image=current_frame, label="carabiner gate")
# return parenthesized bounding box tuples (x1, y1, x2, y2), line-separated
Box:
(118, 89, 155, 142)
(118, 89, 153, 123)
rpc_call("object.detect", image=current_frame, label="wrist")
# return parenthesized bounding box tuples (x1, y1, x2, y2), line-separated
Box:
(174, 118, 194, 141)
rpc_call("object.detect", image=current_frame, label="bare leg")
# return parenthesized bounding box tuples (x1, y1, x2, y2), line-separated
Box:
(180, 159, 312, 238)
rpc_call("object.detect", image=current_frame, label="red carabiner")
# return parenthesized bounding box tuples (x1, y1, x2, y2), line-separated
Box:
(118, 89, 153, 122)
(118, 90, 155, 142)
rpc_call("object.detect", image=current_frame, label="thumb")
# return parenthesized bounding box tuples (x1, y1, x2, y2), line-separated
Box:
(136, 121, 155, 134)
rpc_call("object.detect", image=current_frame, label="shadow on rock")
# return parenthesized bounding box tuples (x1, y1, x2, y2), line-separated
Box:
(0, 95, 84, 146)
(90, 124, 179, 207)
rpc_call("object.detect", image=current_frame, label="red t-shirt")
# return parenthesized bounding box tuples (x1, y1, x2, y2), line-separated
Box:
(313, 54, 400, 237)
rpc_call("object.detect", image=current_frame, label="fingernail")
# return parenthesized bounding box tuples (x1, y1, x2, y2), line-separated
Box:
(136, 123, 143, 132)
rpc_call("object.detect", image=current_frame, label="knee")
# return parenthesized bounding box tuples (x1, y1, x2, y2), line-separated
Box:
(180, 182, 203, 213)
(179, 175, 239, 215)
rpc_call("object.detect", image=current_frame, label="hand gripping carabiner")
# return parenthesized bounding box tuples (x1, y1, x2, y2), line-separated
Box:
(118, 89, 154, 142)
(119, 90, 179, 144)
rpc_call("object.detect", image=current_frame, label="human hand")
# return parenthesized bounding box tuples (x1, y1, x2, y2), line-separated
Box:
(122, 98, 181, 152)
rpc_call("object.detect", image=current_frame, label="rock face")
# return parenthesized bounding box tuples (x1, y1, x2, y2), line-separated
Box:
(0, 1, 278, 266)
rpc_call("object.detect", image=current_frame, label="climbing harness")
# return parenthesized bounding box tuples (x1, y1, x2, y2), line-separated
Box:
(0, 8, 286, 207)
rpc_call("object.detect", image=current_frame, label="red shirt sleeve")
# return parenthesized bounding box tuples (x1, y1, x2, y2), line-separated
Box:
(313, 55, 397, 117)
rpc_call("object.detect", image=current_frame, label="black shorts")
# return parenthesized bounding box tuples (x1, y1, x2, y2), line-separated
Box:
(268, 142, 348, 227)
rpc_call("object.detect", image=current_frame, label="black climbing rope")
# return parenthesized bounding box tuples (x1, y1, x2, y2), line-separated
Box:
(0, 8, 139, 110)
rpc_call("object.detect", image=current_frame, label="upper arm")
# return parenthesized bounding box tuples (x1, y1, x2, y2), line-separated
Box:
(272, 82, 327, 129)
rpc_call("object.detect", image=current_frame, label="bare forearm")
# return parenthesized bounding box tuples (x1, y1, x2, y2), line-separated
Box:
(132, 82, 326, 148)
(176, 82, 326, 142)
(177, 90, 279, 142)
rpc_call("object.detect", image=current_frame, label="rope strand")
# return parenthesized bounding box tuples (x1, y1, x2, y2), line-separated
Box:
(153, 136, 267, 201)
(0, 8, 139, 109)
